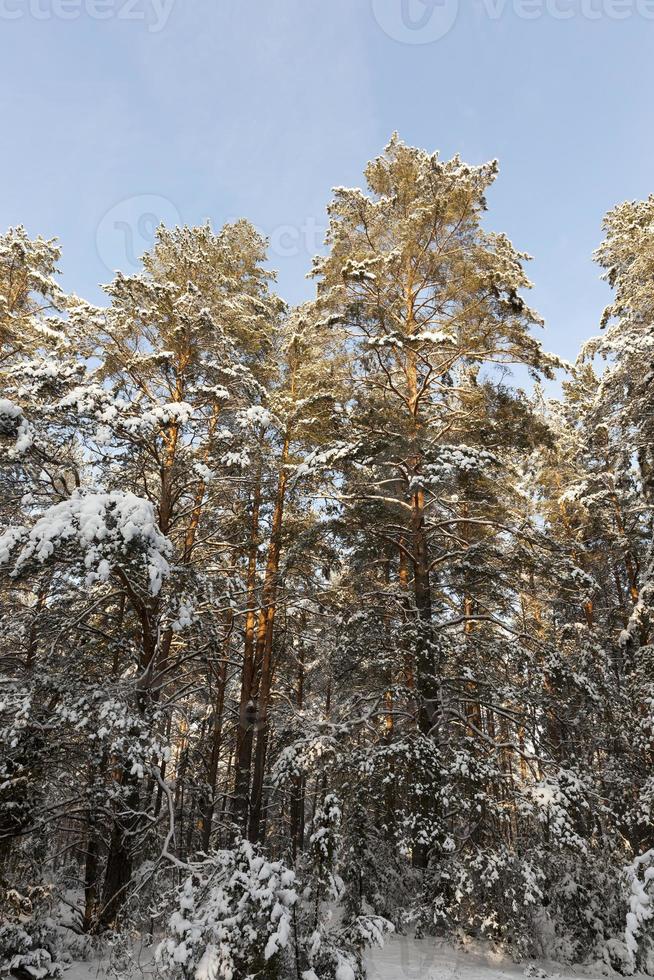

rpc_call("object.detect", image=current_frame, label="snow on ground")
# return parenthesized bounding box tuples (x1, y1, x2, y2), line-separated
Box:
(366, 935, 642, 980)
(63, 937, 157, 979)
(60, 934, 649, 980)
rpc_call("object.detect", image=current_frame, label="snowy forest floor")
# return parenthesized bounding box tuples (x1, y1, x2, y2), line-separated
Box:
(366, 936, 638, 980)
(59, 934, 650, 980)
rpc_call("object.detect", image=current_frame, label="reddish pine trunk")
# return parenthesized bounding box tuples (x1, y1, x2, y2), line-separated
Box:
(248, 433, 290, 844)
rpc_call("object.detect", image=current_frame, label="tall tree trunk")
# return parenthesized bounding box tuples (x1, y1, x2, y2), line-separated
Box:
(97, 769, 140, 931)
(83, 816, 100, 933)
(290, 641, 306, 859)
(248, 432, 291, 844)
(405, 271, 438, 870)
(201, 647, 229, 852)
(233, 470, 262, 831)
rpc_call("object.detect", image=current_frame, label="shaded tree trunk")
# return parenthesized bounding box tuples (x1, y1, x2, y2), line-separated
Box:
(233, 471, 262, 831)
(248, 432, 291, 844)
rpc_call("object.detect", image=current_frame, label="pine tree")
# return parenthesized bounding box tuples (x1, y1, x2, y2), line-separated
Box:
(5, 144, 654, 978)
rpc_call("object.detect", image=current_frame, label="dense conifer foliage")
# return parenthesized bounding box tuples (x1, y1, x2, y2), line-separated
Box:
(2, 139, 654, 977)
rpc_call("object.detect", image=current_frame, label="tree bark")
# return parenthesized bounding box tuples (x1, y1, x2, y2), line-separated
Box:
(248, 432, 291, 843)
(233, 471, 262, 831)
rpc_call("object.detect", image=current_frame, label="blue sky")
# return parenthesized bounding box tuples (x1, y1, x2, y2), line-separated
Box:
(1, 0, 653, 367)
